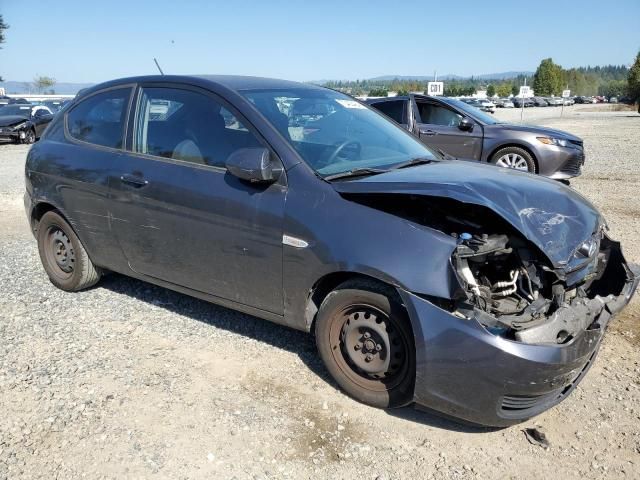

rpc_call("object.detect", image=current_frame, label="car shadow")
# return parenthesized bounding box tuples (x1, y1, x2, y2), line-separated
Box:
(99, 272, 497, 433)
(386, 406, 503, 433)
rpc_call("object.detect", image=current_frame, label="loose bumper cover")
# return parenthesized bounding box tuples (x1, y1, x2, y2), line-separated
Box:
(399, 241, 637, 427)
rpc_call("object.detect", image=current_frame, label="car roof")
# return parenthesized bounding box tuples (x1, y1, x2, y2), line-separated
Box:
(4, 103, 35, 108)
(76, 74, 324, 100)
(365, 96, 410, 103)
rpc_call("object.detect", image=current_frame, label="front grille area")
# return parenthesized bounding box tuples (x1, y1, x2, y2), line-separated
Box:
(560, 152, 584, 175)
(501, 390, 563, 411)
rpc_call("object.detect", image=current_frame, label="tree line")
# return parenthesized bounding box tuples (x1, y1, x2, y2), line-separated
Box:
(324, 57, 640, 101)
(532, 59, 630, 97)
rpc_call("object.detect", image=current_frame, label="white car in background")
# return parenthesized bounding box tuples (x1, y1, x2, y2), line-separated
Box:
(546, 97, 564, 107)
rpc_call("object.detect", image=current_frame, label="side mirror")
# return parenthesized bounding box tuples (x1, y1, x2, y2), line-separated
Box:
(458, 117, 474, 132)
(226, 147, 278, 184)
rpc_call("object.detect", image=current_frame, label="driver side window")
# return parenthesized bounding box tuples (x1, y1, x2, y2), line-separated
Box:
(417, 102, 462, 127)
(134, 87, 262, 168)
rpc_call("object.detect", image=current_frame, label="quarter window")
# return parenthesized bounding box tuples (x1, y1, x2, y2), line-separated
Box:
(67, 88, 131, 148)
(134, 87, 261, 168)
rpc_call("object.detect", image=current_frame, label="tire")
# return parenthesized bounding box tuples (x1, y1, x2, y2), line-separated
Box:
(37, 211, 101, 291)
(315, 279, 415, 408)
(22, 128, 36, 145)
(490, 146, 536, 173)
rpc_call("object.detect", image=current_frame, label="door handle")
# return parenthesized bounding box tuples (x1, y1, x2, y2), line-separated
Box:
(419, 129, 437, 136)
(120, 174, 149, 188)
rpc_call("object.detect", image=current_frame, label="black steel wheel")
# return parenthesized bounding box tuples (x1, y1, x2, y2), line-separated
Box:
(37, 211, 101, 291)
(315, 279, 415, 408)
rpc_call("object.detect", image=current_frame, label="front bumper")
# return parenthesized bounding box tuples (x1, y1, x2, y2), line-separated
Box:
(541, 145, 585, 179)
(0, 127, 26, 141)
(399, 242, 637, 427)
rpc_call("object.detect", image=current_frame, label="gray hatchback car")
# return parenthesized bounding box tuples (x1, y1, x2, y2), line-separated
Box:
(25, 75, 636, 426)
(367, 94, 585, 179)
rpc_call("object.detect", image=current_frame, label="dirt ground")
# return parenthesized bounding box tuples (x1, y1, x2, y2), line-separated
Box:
(0, 104, 639, 479)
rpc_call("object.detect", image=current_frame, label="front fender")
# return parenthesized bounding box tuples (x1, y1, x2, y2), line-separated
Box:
(282, 170, 460, 330)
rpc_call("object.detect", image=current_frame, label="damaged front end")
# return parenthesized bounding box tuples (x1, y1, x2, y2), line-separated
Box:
(451, 227, 636, 345)
(332, 163, 637, 425)
(346, 189, 637, 345)
(340, 189, 636, 347)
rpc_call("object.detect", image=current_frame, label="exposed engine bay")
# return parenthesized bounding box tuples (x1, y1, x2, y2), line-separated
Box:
(344, 193, 633, 346)
(451, 231, 629, 345)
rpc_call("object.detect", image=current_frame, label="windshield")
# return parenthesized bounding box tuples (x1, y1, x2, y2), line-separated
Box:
(0, 105, 32, 116)
(240, 88, 437, 176)
(441, 98, 500, 124)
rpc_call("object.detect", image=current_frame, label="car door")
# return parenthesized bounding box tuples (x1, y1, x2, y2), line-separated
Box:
(414, 99, 482, 159)
(108, 84, 286, 314)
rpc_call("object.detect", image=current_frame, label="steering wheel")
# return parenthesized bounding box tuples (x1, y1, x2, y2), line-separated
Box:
(324, 139, 362, 166)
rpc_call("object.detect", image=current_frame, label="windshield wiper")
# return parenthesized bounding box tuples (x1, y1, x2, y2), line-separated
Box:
(323, 167, 386, 181)
(388, 156, 436, 170)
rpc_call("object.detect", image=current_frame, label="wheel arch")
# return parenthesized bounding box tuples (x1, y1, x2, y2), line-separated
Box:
(29, 200, 81, 241)
(487, 143, 539, 173)
(30, 201, 61, 235)
(304, 271, 407, 333)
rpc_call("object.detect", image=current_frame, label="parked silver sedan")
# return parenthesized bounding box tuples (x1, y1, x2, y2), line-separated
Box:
(546, 97, 564, 106)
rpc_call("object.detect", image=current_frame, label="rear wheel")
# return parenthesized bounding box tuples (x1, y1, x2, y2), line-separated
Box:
(315, 279, 415, 408)
(37, 211, 101, 291)
(491, 146, 535, 173)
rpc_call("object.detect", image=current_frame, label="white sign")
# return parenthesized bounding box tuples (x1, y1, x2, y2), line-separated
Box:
(562, 89, 571, 98)
(335, 99, 366, 109)
(427, 81, 444, 96)
(519, 86, 532, 97)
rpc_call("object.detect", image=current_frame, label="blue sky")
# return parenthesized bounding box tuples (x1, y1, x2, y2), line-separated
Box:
(1, 0, 638, 83)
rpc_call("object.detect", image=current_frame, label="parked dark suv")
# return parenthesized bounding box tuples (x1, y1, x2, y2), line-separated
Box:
(25, 75, 637, 426)
(367, 94, 585, 179)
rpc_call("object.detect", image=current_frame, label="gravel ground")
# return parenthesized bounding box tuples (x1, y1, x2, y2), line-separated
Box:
(0, 104, 639, 479)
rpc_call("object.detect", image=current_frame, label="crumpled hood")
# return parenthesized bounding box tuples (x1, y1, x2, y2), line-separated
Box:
(0, 115, 29, 127)
(332, 161, 601, 268)
(489, 123, 582, 142)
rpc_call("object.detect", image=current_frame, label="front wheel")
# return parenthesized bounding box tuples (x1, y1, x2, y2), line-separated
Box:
(315, 279, 415, 408)
(21, 128, 36, 144)
(490, 146, 536, 173)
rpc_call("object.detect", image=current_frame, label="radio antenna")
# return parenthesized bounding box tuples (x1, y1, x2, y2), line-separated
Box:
(153, 58, 165, 75)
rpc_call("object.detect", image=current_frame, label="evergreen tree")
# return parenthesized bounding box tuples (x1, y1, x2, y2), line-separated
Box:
(628, 50, 640, 112)
(533, 58, 563, 96)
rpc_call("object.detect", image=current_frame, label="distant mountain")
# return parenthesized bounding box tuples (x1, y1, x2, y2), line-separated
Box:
(0, 81, 94, 95)
(474, 71, 533, 80)
(368, 75, 459, 81)
(366, 71, 533, 82)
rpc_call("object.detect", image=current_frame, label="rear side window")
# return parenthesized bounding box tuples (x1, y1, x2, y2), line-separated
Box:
(371, 100, 406, 124)
(66, 88, 131, 149)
